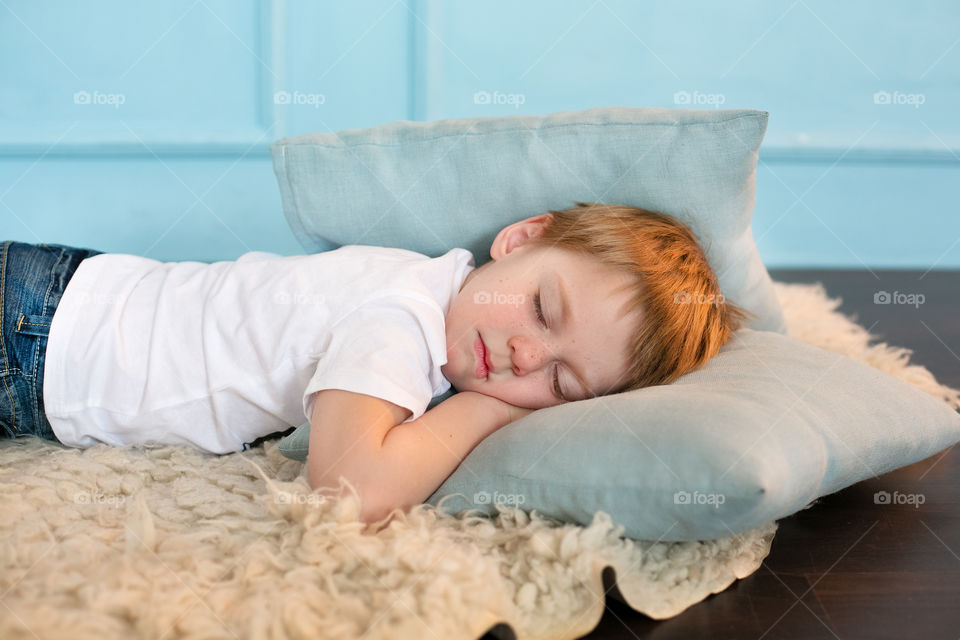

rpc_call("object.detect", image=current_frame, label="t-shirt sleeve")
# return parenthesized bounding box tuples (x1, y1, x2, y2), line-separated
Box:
(301, 296, 444, 424)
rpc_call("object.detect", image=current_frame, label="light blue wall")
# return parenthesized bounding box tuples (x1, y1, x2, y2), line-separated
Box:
(2, 0, 958, 267)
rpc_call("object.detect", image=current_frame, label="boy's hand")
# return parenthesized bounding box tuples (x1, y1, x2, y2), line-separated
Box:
(504, 400, 536, 423)
(308, 389, 540, 527)
(470, 392, 536, 425)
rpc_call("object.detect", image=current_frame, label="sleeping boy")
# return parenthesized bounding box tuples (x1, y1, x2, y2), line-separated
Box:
(0, 202, 750, 524)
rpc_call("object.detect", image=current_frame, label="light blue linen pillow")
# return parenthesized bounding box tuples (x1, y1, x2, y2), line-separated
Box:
(276, 329, 960, 540)
(418, 328, 960, 540)
(269, 106, 786, 333)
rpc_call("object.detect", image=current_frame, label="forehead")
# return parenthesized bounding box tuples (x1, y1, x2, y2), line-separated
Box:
(522, 244, 636, 310)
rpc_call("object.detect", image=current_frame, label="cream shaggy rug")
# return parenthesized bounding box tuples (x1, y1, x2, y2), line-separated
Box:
(2, 281, 958, 640)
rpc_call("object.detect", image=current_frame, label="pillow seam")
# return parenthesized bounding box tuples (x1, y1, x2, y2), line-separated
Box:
(272, 113, 764, 150)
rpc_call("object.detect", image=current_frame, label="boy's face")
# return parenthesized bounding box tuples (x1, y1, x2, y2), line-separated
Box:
(441, 214, 641, 410)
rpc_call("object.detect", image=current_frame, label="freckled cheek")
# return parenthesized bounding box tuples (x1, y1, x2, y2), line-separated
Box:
(480, 306, 523, 334)
(500, 305, 531, 331)
(501, 374, 553, 408)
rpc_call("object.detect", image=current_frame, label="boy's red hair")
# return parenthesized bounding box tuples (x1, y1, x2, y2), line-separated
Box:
(531, 202, 753, 394)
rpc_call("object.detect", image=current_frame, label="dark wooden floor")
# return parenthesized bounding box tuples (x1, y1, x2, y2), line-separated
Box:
(528, 270, 960, 640)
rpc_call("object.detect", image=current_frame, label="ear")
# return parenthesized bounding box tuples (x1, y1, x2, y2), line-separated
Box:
(489, 213, 554, 261)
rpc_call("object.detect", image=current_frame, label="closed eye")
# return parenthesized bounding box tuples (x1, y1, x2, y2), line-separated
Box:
(534, 290, 547, 327)
(534, 290, 567, 402)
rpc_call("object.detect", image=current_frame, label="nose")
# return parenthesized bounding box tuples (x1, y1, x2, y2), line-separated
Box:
(508, 335, 551, 376)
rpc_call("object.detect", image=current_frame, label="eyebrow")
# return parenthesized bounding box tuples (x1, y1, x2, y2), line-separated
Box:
(550, 271, 595, 399)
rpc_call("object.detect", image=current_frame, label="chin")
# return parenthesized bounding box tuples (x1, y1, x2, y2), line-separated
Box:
(442, 368, 473, 394)
(459, 379, 482, 394)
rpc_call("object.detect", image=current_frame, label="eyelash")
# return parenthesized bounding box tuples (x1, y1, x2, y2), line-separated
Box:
(534, 290, 565, 401)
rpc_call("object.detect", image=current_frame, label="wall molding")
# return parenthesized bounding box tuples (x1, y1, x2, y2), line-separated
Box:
(0, 0, 285, 158)
(759, 146, 960, 164)
(3, 0, 958, 165)
(408, 0, 441, 122)
(4, 141, 956, 164)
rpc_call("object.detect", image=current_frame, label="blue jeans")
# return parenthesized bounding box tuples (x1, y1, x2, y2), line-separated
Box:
(0, 241, 103, 443)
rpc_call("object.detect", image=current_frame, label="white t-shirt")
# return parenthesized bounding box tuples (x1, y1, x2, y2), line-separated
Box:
(42, 245, 475, 454)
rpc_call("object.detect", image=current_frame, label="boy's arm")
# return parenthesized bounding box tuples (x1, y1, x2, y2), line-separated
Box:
(307, 389, 531, 526)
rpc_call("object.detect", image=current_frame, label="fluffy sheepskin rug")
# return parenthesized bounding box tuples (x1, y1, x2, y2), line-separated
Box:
(1, 282, 957, 640)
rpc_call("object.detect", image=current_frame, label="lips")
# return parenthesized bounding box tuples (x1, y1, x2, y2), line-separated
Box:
(474, 333, 489, 379)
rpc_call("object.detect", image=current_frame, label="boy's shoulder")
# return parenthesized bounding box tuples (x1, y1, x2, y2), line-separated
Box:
(333, 244, 428, 259)
(330, 244, 474, 265)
